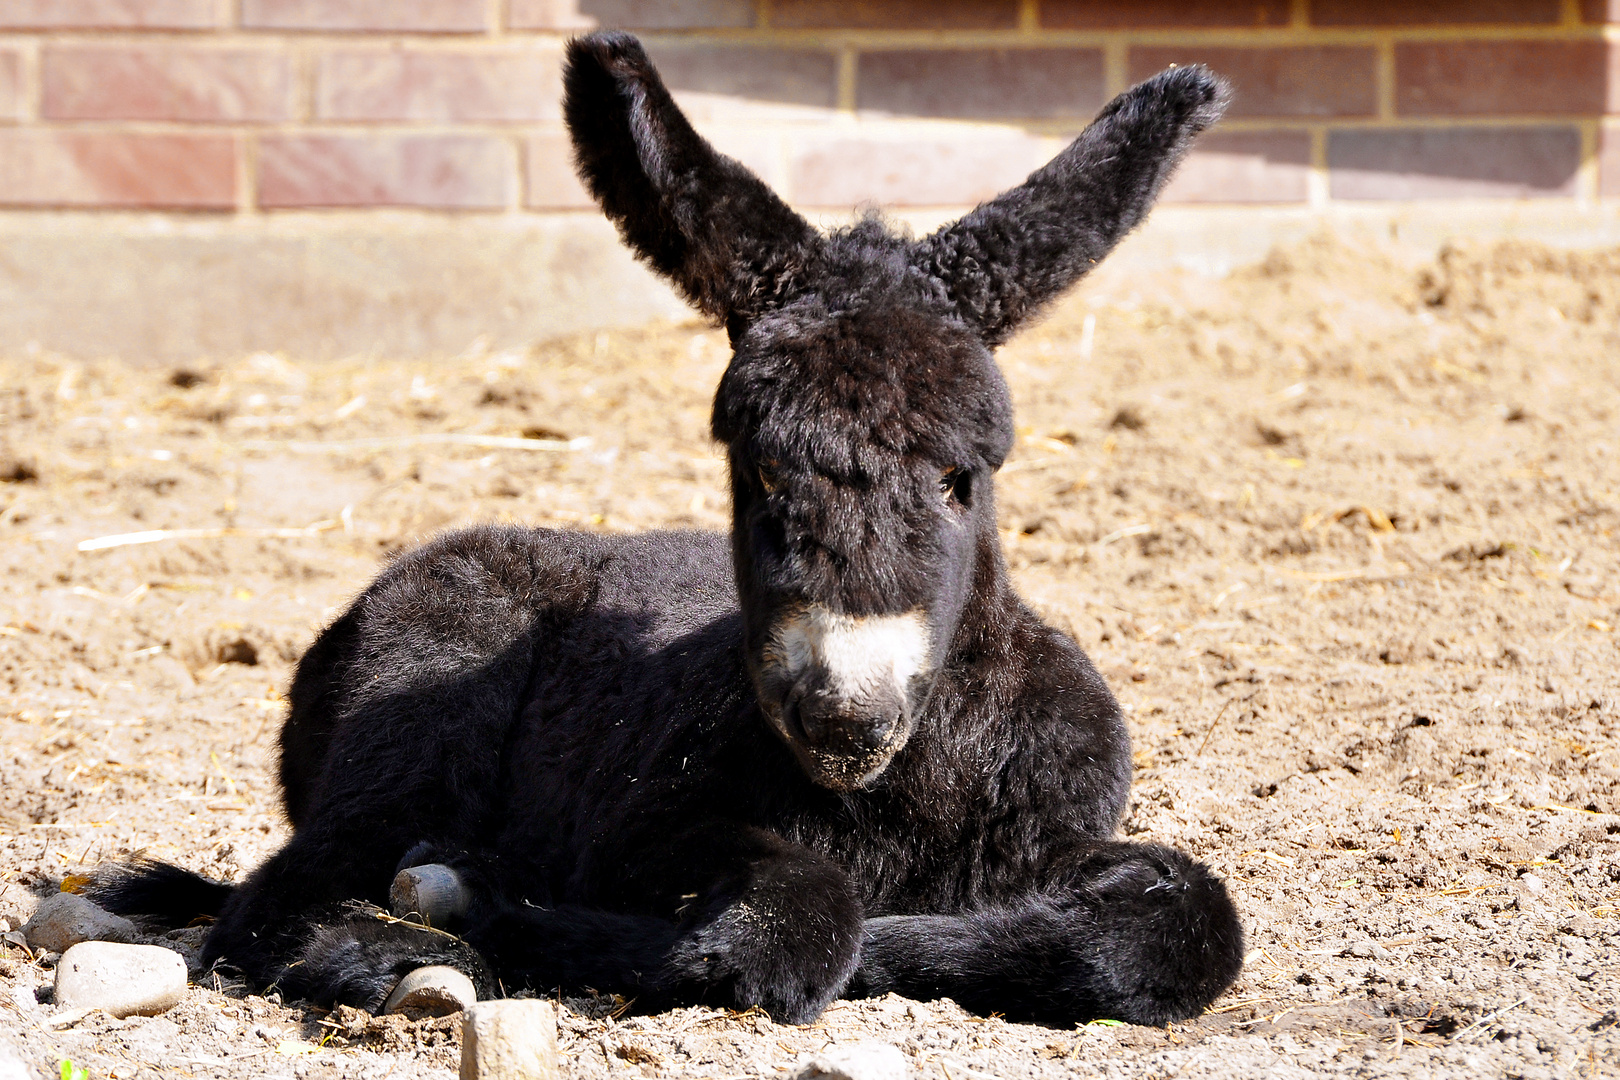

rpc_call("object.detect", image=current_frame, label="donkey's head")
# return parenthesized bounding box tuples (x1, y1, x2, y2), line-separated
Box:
(565, 34, 1226, 790)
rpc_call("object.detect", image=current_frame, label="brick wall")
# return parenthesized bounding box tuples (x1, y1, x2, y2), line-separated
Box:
(1, 0, 1616, 213)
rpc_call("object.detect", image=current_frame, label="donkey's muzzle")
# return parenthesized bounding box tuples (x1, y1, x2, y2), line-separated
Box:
(784, 682, 903, 756)
(759, 604, 933, 789)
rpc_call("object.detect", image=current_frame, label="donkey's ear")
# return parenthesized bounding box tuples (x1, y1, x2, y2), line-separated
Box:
(565, 33, 819, 328)
(912, 65, 1229, 347)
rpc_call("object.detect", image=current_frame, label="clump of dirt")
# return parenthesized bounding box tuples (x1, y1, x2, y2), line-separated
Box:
(0, 232, 1616, 1079)
(318, 1004, 461, 1051)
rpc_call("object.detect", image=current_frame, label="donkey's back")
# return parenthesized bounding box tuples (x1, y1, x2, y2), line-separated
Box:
(279, 525, 740, 831)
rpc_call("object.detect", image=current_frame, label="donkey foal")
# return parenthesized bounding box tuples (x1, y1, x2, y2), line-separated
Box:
(94, 33, 1245, 1026)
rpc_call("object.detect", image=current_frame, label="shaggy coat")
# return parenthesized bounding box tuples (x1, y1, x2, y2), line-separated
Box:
(94, 33, 1245, 1026)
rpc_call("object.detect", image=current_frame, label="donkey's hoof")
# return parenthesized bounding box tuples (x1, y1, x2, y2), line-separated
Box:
(383, 965, 477, 1016)
(389, 864, 470, 928)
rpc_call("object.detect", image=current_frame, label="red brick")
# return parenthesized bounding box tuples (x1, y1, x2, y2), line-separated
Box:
(1129, 47, 1376, 119)
(788, 131, 1045, 207)
(0, 0, 216, 29)
(645, 45, 837, 110)
(0, 131, 235, 208)
(1584, 0, 1618, 23)
(43, 46, 293, 123)
(1309, 0, 1559, 25)
(317, 50, 562, 123)
(857, 49, 1104, 120)
(1160, 130, 1311, 204)
(1328, 127, 1579, 199)
(525, 132, 594, 209)
(258, 135, 510, 209)
(0, 50, 22, 121)
(1396, 42, 1612, 117)
(772, 0, 1016, 30)
(1043, 0, 1286, 28)
(241, 0, 486, 32)
(508, 0, 755, 29)
(1601, 127, 1620, 196)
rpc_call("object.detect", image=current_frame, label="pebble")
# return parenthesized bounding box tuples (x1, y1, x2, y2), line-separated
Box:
(390, 863, 472, 928)
(384, 965, 478, 1016)
(0, 1041, 28, 1080)
(791, 1043, 910, 1080)
(460, 999, 558, 1080)
(53, 941, 187, 1019)
(22, 893, 137, 953)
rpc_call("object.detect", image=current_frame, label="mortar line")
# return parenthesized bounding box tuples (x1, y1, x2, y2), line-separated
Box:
(506, 131, 524, 212)
(292, 37, 313, 124)
(238, 127, 259, 215)
(836, 45, 857, 113)
(1102, 35, 1127, 98)
(20, 23, 1613, 49)
(1375, 35, 1397, 121)
(20, 34, 40, 124)
(1577, 120, 1600, 206)
(1308, 126, 1330, 210)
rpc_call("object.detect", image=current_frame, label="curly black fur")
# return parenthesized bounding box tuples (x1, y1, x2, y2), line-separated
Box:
(91, 34, 1243, 1026)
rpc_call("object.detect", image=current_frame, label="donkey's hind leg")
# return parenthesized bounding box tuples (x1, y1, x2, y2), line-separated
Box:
(850, 842, 1243, 1025)
(203, 525, 569, 1004)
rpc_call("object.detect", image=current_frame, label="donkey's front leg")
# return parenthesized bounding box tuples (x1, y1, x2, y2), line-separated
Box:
(850, 842, 1243, 1025)
(470, 823, 863, 1023)
(656, 826, 864, 1022)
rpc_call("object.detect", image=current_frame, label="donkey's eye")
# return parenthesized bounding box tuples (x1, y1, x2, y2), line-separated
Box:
(940, 467, 971, 507)
(757, 460, 780, 494)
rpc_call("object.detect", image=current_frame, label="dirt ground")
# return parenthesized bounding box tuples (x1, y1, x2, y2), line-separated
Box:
(0, 231, 1616, 1079)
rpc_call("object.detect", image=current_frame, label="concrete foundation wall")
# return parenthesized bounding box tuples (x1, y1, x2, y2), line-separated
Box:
(0, 211, 688, 361)
(9, 201, 1620, 363)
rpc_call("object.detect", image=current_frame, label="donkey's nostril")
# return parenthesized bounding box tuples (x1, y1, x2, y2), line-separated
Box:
(792, 696, 900, 753)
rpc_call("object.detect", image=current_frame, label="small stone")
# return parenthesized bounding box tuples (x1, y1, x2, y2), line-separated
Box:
(0, 1040, 29, 1080)
(391, 863, 471, 929)
(791, 1043, 910, 1080)
(384, 965, 478, 1017)
(23, 893, 137, 953)
(54, 942, 187, 1019)
(461, 999, 558, 1080)
(0, 1042, 30, 1080)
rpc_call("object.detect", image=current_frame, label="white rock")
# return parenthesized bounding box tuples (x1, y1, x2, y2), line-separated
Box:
(54, 941, 187, 1018)
(791, 1043, 910, 1080)
(23, 893, 137, 953)
(384, 965, 478, 1016)
(390, 863, 471, 928)
(0, 1040, 29, 1080)
(461, 999, 558, 1080)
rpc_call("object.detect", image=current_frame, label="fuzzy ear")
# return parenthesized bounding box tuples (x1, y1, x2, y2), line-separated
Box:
(912, 65, 1229, 348)
(564, 33, 819, 328)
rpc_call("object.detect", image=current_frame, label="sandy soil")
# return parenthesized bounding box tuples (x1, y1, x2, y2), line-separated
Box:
(0, 233, 1616, 1080)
